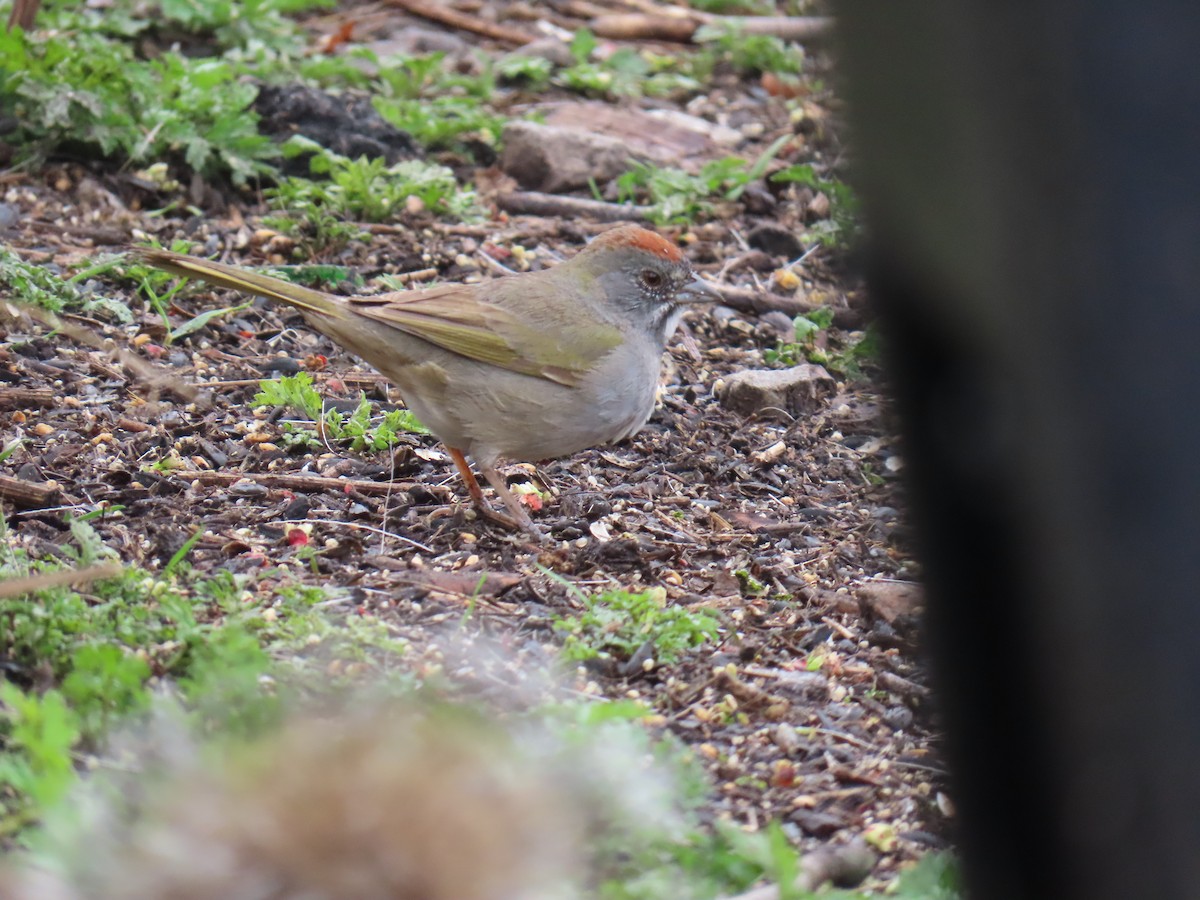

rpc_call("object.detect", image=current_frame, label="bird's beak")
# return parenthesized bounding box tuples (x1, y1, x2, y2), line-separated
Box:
(679, 276, 722, 304)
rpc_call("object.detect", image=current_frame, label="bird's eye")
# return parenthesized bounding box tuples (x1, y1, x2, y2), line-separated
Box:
(641, 269, 664, 289)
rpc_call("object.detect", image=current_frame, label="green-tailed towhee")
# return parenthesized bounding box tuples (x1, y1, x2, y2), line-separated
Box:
(139, 225, 718, 538)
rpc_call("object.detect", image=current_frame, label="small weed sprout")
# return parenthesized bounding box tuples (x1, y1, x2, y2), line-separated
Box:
(254, 371, 428, 452)
(555, 585, 720, 666)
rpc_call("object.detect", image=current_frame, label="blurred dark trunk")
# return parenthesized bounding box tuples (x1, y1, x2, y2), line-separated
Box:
(835, 3, 1200, 898)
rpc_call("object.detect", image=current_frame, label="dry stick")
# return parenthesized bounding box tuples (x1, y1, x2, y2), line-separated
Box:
(6, 0, 39, 30)
(712, 283, 864, 329)
(0, 386, 55, 408)
(0, 562, 125, 601)
(553, 0, 619, 20)
(386, 0, 533, 46)
(590, 13, 833, 44)
(186, 469, 448, 499)
(590, 13, 698, 42)
(0, 475, 60, 509)
(720, 15, 834, 41)
(194, 374, 389, 391)
(876, 670, 931, 702)
(719, 839, 877, 900)
(115, 417, 155, 434)
(496, 191, 653, 223)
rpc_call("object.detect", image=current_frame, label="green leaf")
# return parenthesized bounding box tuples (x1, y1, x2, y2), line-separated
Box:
(569, 27, 598, 65)
(168, 301, 251, 343)
(892, 852, 963, 899)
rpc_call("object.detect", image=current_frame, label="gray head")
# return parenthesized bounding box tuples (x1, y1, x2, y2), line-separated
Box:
(575, 225, 720, 346)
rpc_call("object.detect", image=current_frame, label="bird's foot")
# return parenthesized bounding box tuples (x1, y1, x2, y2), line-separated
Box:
(447, 447, 546, 542)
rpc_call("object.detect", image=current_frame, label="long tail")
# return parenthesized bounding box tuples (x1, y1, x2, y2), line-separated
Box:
(137, 249, 343, 319)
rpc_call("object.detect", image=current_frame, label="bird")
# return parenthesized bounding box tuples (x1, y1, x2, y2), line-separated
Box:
(139, 225, 719, 539)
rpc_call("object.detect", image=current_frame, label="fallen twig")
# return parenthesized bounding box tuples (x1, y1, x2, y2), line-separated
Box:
(0, 475, 60, 509)
(496, 191, 652, 223)
(0, 562, 124, 601)
(716, 15, 833, 42)
(386, 0, 533, 46)
(186, 469, 448, 499)
(0, 386, 55, 408)
(876, 670, 931, 702)
(590, 12, 833, 44)
(591, 13, 698, 42)
(6, 0, 39, 30)
(712, 283, 864, 329)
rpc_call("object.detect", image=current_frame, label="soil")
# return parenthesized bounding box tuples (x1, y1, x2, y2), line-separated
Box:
(0, 0, 949, 887)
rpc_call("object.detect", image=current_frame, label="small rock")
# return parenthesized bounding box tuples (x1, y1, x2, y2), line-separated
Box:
(16, 462, 43, 482)
(229, 480, 269, 499)
(709, 305, 740, 328)
(883, 706, 914, 730)
(772, 722, 803, 755)
(773, 268, 802, 292)
(716, 365, 836, 417)
(502, 37, 573, 68)
(260, 358, 302, 377)
(500, 121, 630, 193)
(747, 222, 804, 259)
(789, 808, 847, 838)
(640, 108, 743, 148)
(540, 102, 743, 162)
(760, 311, 796, 339)
(740, 183, 777, 215)
(855, 581, 923, 625)
(0, 203, 18, 230)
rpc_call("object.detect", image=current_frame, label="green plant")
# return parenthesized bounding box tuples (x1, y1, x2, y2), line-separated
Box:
(253, 371, 428, 451)
(772, 164, 861, 248)
(766, 307, 881, 380)
(553, 29, 701, 99)
(616, 135, 789, 225)
(830, 324, 882, 379)
(694, 23, 804, 76)
(107, 242, 257, 341)
(375, 51, 495, 102)
(0, 685, 80, 823)
(496, 54, 554, 90)
(268, 265, 363, 291)
(262, 206, 369, 257)
(337, 51, 506, 156)
(157, 0, 334, 53)
(293, 48, 381, 89)
(60, 644, 152, 741)
(764, 307, 833, 367)
(0, 0, 337, 183)
(254, 370, 324, 421)
(0, 509, 412, 836)
(555, 586, 720, 665)
(890, 852, 963, 899)
(263, 139, 478, 253)
(0, 29, 278, 183)
(601, 811, 962, 900)
(0, 246, 131, 321)
(374, 95, 503, 151)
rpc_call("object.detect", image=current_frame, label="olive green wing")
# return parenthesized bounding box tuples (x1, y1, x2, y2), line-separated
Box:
(350, 286, 621, 387)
